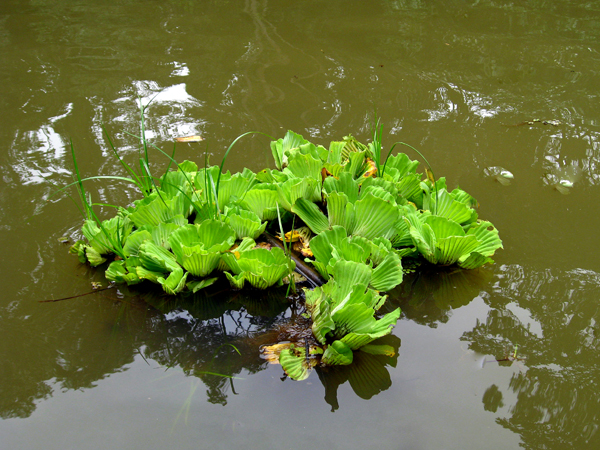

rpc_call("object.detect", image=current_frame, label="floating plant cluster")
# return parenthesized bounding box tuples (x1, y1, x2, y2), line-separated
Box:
(68, 128, 503, 380)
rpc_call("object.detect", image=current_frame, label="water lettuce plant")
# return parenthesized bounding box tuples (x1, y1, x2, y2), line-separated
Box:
(63, 117, 503, 380)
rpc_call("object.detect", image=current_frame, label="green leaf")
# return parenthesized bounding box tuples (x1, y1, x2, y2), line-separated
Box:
(465, 220, 503, 257)
(291, 198, 329, 235)
(309, 226, 349, 267)
(239, 185, 280, 221)
(82, 216, 132, 255)
(352, 193, 400, 241)
(187, 277, 219, 293)
(309, 292, 336, 344)
(436, 235, 481, 265)
(329, 260, 373, 304)
(425, 215, 465, 239)
(157, 267, 188, 295)
(370, 251, 403, 292)
(84, 245, 106, 266)
(139, 241, 180, 273)
(326, 192, 356, 233)
(136, 266, 167, 283)
(322, 340, 354, 365)
(431, 189, 477, 225)
(450, 187, 478, 208)
(181, 249, 223, 278)
(337, 306, 401, 349)
(284, 151, 323, 181)
(276, 177, 321, 211)
(279, 347, 311, 380)
(396, 172, 423, 202)
(69, 240, 88, 263)
(384, 152, 420, 178)
(105, 260, 141, 285)
(224, 207, 267, 240)
(270, 130, 308, 170)
(129, 192, 177, 228)
(224, 271, 247, 289)
(224, 247, 293, 289)
(458, 251, 495, 269)
(217, 172, 256, 209)
(327, 140, 346, 164)
(359, 343, 397, 356)
(123, 230, 152, 257)
(149, 222, 181, 249)
(343, 151, 368, 178)
(336, 236, 372, 264)
(323, 172, 360, 203)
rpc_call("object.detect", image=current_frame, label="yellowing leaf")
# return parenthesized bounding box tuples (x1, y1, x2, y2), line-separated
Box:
(363, 159, 377, 178)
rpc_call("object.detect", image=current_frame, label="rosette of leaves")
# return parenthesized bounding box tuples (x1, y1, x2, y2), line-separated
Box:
(71, 212, 134, 266)
(167, 219, 237, 277)
(128, 190, 190, 228)
(292, 181, 413, 245)
(306, 279, 400, 365)
(405, 209, 502, 268)
(221, 243, 295, 289)
(186, 166, 258, 222)
(237, 184, 280, 221)
(223, 205, 267, 240)
(105, 221, 189, 292)
(270, 130, 310, 170)
(159, 160, 198, 208)
(378, 152, 422, 202)
(307, 226, 404, 292)
(275, 176, 321, 212)
(277, 273, 400, 379)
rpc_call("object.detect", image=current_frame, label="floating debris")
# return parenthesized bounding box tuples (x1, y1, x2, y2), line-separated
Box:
(543, 162, 581, 195)
(485, 166, 514, 186)
(506, 119, 562, 127)
(175, 135, 205, 143)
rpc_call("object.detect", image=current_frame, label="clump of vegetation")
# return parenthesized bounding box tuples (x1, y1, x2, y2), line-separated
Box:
(60, 108, 502, 380)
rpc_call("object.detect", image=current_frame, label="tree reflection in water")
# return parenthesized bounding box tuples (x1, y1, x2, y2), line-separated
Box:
(461, 265, 600, 449)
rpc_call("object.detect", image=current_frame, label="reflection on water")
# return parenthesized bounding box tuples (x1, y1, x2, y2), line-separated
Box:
(385, 266, 494, 326)
(464, 264, 600, 448)
(1, 280, 399, 417)
(317, 335, 400, 412)
(2, 0, 600, 449)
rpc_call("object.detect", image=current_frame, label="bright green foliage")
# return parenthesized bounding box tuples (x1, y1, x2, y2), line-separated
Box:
(68, 125, 504, 382)
(302, 279, 401, 367)
(222, 247, 295, 289)
(70, 128, 501, 304)
(405, 210, 502, 268)
(279, 346, 311, 381)
(168, 220, 236, 277)
(105, 260, 141, 285)
(270, 130, 308, 170)
(238, 184, 280, 221)
(307, 226, 403, 292)
(224, 206, 267, 240)
(322, 340, 354, 365)
(82, 215, 133, 256)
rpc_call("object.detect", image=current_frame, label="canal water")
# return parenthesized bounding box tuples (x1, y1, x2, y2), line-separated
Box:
(1, 1, 599, 449)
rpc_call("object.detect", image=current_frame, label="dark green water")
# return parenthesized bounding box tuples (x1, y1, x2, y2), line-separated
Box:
(1, 1, 600, 449)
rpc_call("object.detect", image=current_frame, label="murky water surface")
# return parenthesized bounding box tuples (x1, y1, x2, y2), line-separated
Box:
(2, 1, 600, 449)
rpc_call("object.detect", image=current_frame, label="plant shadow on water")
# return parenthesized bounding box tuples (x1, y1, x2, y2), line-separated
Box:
(383, 265, 495, 327)
(108, 279, 400, 410)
